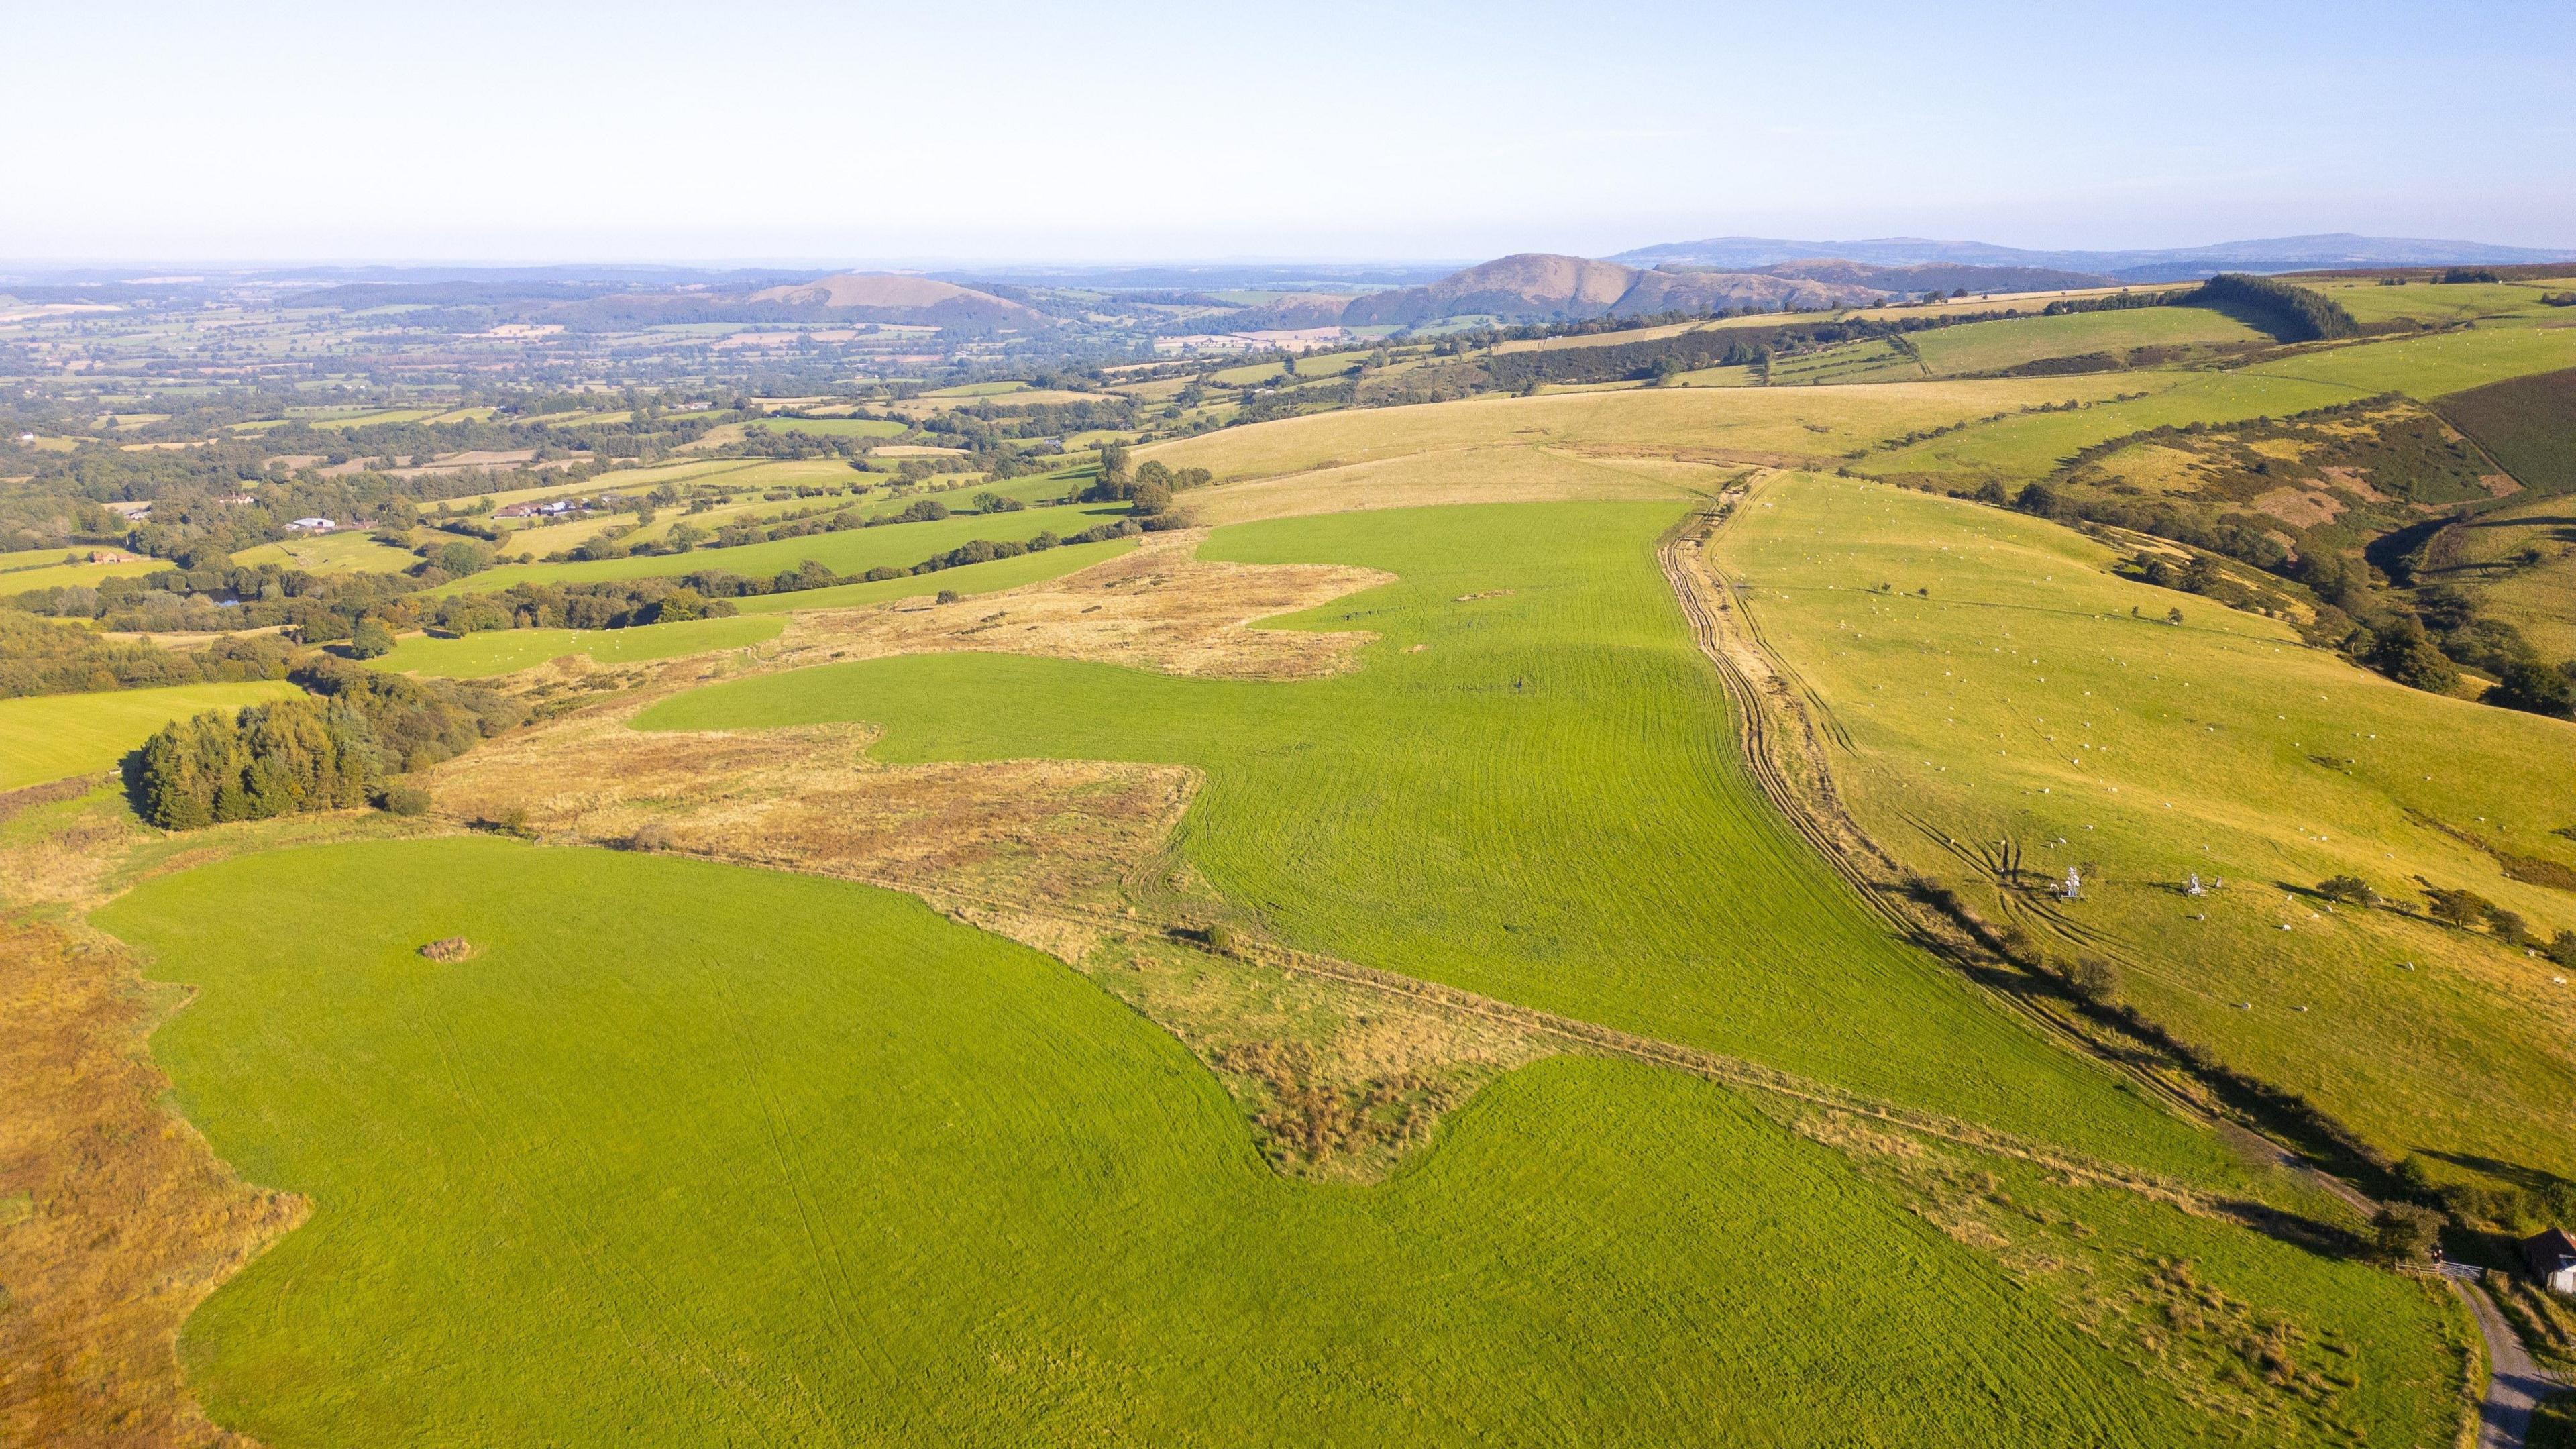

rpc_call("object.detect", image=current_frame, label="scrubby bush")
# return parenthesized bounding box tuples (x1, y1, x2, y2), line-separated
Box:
(346, 618, 396, 659)
(2369, 1202, 2445, 1264)
(380, 784, 432, 816)
(2488, 660, 2576, 719)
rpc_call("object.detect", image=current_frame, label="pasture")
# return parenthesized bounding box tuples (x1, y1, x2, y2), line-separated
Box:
(638, 501, 2250, 1179)
(741, 416, 906, 439)
(1711, 474, 2576, 1183)
(438, 500, 1124, 596)
(2244, 319, 2576, 400)
(1145, 375, 2151, 482)
(231, 531, 422, 574)
(0, 554, 169, 598)
(370, 615, 784, 678)
(727, 535, 1136, 612)
(96, 838, 2457, 1448)
(0, 680, 299, 790)
(1905, 305, 2267, 376)
(1868, 372, 2359, 482)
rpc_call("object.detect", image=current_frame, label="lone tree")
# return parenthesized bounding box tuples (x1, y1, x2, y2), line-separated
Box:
(2316, 875, 2375, 906)
(2371, 1203, 2444, 1265)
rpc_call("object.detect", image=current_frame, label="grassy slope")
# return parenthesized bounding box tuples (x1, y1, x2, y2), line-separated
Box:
(1712, 474, 2576, 1181)
(0, 680, 299, 790)
(2245, 319, 2576, 400)
(1145, 375, 2155, 481)
(437, 501, 1126, 595)
(639, 501, 2243, 1179)
(1869, 372, 2359, 482)
(1908, 307, 2266, 376)
(95, 838, 2453, 1448)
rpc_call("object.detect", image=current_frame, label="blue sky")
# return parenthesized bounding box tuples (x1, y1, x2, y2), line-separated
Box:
(5, 0, 2569, 262)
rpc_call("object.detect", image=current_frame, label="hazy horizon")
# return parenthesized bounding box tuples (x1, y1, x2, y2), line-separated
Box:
(8, 0, 2569, 264)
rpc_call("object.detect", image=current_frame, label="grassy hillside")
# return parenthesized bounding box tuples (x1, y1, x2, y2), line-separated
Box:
(1907, 306, 2267, 376)
(1711, 474, 2576, 1183)
(0, 680, 300, 790)
(96, 839, 2458, 1448)
(639, 501, 2249, 1178)
(2244, 319, 2576, 400)
(1147, 374, 2155, 482)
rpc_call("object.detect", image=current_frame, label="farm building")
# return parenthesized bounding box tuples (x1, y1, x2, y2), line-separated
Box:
(2525, 1228, 2576, 1293)
(288, 516, 338, 533)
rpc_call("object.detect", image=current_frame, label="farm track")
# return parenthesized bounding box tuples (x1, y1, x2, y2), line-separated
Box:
(1658, 488, 2214, 1125)
(1673, 477, 2548, 1448)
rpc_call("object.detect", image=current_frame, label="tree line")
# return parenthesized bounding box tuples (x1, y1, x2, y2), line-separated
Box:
(129, 659, 521, 830)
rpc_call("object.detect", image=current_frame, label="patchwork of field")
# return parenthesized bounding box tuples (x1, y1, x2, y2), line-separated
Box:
(0, 680, 299, 790)
(637, 501, 2245, 1179)
(54, 313, 2576, 1444)
(1710, 474, 2576, 1183)
(95, 839, 2458, 1448)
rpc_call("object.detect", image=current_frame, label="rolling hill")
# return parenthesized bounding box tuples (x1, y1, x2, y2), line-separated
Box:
(1338, 253, 1881, 326)
(746, 272, 1047, 326)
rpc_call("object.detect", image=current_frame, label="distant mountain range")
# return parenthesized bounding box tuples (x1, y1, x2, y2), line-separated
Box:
(1609, 233, 2576, 283)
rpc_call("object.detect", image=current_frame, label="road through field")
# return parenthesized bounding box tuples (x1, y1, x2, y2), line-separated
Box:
(2446, 1266, 2557, 1449)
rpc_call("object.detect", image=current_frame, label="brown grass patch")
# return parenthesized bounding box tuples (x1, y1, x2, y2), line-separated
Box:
(417, 936, 476, 962)
(772, 529, 1387, 680)
(2251, 486, 2346, 529)
(1181, 445, 1706, 526)
(0, 918, 301, 1448)
(425, 712, 1196, 916)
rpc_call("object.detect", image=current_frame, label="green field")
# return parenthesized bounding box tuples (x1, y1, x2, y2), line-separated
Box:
(1870, 371, 2359, 481)
(0, 554, 168, 598)
(639, 501, 2247, 1178)
(439, 501, 1124, 596)
(1712, 474, 2576, 1183)
(743, 416, 907, 439)
(1907, 305, 2267, 376)
(96, 838, 2457, 1448)
(231, 530, 422, 574)
(2307, 278, 2574, 327)
(370, 615, 786, 678)
(729, 535, 1136, 613)
(2245, 319, 2576, 400)
(0, 680, 301, 790)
